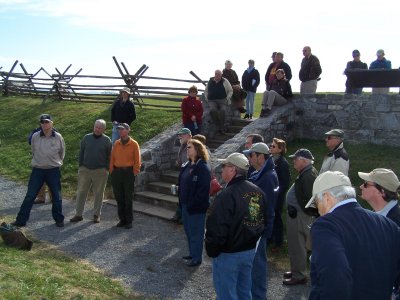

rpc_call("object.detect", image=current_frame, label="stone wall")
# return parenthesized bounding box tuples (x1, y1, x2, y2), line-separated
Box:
(136, 93, 400, 187)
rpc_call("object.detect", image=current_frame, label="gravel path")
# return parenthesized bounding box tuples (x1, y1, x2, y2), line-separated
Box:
(0, 177, 310, 299)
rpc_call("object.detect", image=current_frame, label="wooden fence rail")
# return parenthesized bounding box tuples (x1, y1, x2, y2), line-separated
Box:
(0, 57, 208, 109)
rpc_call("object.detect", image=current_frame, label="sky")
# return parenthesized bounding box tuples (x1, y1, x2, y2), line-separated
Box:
(1, 0, 399, 93)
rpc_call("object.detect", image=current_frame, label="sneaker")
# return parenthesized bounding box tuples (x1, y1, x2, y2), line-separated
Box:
(70, 216, 83, 223)
(93, 215, 100, 223)
(125, 223, 132, 229)
(249, 114, 253, 119)
(243, 113, 249, 119)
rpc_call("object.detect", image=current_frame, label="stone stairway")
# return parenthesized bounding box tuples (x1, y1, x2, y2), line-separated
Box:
(131, 117, 254, 221)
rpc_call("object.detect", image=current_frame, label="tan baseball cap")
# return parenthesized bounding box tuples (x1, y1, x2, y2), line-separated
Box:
(358, 168, 400, 193)
(218, 153, 250, 171)
(306, 171, 352, 208)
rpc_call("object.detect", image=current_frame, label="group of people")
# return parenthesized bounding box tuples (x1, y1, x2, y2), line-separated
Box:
(11, 87, 140, 229)
(173, 123, 400, 299)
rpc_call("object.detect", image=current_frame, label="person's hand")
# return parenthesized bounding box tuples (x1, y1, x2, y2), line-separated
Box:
(191, 115, 196, 122)
(232, 85, 241, 91)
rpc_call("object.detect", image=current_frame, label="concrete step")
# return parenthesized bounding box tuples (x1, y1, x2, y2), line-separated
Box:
(226, 125, 244, 133)
(147, 181, 174, 195)
(104, 199, 175, 221)
(160, 170, 180, 184)
(230, 117, 254, 126)
(135, 190, 178, 211)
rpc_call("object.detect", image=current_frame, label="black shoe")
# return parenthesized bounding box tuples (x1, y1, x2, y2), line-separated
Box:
(243, 113, 249, 119)
(116, 221, 126, 227)
(249, 114, 253, 119)
(56, 221, 64, 227)
(182, 255, 192, 260)
(125, 223, 132, 229)
(170, 214, 180, 223)
(187, 260, 201, 267)
(261, 108, 271, 117)
(11, 221, 25, 227)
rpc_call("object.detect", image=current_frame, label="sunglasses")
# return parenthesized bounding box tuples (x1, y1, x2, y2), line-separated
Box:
(269, 144, 277, 149)
(363, 182, 376, 188)
(40, 120, 50, 124)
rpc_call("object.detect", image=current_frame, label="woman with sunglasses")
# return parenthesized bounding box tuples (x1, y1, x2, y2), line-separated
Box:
(269, 138, 291, 252)
(178, 139, 211, 267)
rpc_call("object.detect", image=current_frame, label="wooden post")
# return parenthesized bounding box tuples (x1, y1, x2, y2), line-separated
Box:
(3, 60, 19, 96)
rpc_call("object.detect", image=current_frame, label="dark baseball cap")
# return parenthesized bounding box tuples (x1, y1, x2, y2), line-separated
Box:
(39, 114, 52, 122)
(352, 50, 360, 56)
(289, 148, 315, 160)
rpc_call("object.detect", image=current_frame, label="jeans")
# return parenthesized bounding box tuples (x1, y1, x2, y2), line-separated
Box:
(16, 167, 64, 225)
(111, 123, 120, 144)
(181, 204, 206, 263)
(252, 237, 268, 300)
(213, 248, 256, 300)
(245, 91, 256, 115)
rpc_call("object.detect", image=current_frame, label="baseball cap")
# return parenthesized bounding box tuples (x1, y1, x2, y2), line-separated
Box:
(325, 129, 344, 138)
(177, 128, 191, 135)
(117, 123, 130, 130)
(225, 60, 232, 64)
(218, 153, 250, 171)
(376, 49, 385, 56)
(306, 171, 352, 208)
(288, 148, 314, 160)
(243, 142, 270, 156)
(121, 87, 132, 94)
(358, 168, 400, 193)
(39, 114, 52, 122)
(352, 50, 360, 56)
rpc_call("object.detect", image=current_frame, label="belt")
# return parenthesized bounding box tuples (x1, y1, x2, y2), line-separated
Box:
(114, 166, 133, 171)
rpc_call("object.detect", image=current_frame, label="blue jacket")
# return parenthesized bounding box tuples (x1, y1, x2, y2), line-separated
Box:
(178, 159, 211, 215)
(248, 157, 278, 238)
(309, 201, 400, 300)
(369, 58, 391, 70)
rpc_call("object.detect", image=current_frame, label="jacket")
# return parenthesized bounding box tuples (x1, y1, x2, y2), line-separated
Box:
(241, 68, 260, 93)
(205, 176, 267, 257)
(299, 54, 322, 82)
(309, 201, 400, 300)
(178, 159, 211, 215)
(294, 164, 318, 215)
(111, 99, 136, 125)
(222, 68, 240, 85)
(274, 155, 291, 206)
(265, 61, 292, 86)
(181, 96, 204, 125)
(319, 142, 349, 175)
(269, 78, 293, 99)
(205, 77, 233, 102)
(369, 58, 391, 70)
(248, 157, 278, 238)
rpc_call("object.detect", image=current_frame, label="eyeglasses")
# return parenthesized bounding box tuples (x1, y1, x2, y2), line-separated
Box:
(40, 120, 50, 124)
(363, 182, 376, 188)
(269, 144, 277, 149)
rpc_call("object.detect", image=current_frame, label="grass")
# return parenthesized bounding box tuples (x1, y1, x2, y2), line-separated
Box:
(0, 235, 140, 299)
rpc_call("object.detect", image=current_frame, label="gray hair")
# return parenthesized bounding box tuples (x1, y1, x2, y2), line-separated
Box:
(316, 185, 356, 204)
(95, 119, 106, 129)
(235, 166, 248, 177)
(300, 158, 314, 165)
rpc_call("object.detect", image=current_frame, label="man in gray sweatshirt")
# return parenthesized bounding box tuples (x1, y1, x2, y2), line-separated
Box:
(12, 114, 65, 227)
(70, 119, 112, 223)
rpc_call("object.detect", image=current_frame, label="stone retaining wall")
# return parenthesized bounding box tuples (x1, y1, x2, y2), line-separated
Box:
(136, 93, 400, 187)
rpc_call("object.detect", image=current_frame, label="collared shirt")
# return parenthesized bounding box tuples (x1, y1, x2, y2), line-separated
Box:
(31, 129, 65, 169)
(328, 198, 357, 213)
(376, 200, 399, 217)
(109, 137, 141, 175)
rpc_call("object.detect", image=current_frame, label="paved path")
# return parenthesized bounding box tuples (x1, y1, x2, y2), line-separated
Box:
(0, 177, 310, 299)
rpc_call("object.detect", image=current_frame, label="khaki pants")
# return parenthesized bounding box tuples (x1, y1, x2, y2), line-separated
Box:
(75, 166, 109, 217)
(208, 98, 228, 131)
(262, 90, 288, 110)
(300, 80, 318, 94)
(286, 209, 313, 279)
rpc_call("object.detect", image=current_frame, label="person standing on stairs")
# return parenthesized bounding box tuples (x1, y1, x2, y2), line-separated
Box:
(242, 59, 260, 119)
(205, 70, 233, 135)
(181, 85, 203, 136)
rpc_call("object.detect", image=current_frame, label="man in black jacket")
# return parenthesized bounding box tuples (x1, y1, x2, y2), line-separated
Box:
(205, 152, 267, 300)
(299, 46, 322, 95)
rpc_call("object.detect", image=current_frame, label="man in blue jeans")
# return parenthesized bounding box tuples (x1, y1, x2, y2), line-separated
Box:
(12, 114, 65, 227)
(205, 153, 267, 300)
